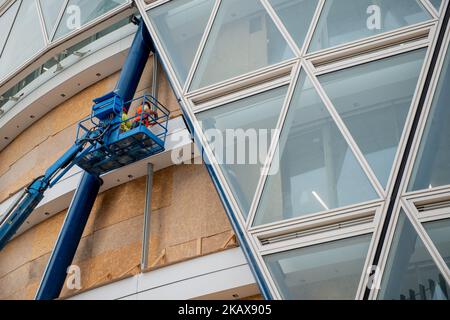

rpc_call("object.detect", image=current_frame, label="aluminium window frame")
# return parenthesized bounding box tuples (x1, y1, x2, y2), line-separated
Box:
(367, 0, 450, 300)
(138, 0, 448, 300)
(255, 214, 378, 300)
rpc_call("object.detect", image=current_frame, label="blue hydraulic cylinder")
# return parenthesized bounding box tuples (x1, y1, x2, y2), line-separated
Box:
(35, 172, 102, 300)
(115, 20, 154, 112)
(0, 190, 44, 250)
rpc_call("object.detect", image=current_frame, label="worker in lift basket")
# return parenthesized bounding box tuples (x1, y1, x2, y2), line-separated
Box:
(120, 108, 131, 132)
(132, 101, 158, 129)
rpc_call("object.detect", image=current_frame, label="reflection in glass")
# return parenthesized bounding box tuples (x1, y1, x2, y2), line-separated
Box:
(39, 0, 66, 36)
(254, 72, 378, 226)
(0, 0, 45, 80)
(309, 0, 430, 52)
(0, 0, 20, 56)
(409, 42, 450, 191)
(190, 0, 294, 90)
(424, 219, 450, 269)
(148, 0, 215, 86)
(319, 49, 426, 188)
(197, 86, 288, 218)
(53, 0, 127, 40)
(268, 0, 319, 49)
(430, 0, 442, 11)
(265, 234, 372, 300)
(379, 212, 450, 300)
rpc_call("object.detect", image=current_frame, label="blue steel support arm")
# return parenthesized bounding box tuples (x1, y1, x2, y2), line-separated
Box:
(0, 143, 85, 250)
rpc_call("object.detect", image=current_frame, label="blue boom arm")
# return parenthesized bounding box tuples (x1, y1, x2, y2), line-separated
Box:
(0, 132, 96, 250)
(0, 18, 168, 300)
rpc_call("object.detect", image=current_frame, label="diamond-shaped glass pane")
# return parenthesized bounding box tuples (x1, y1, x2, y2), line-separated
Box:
(190, 0, 295, 90)
(254, 71, 379, 226)
(309, 0, 431, 52)
(53, 0, 127, 40)
(423, 219, 450, 269)
(197, 85, 288, 218)
(268, 0, 319, 50)
(430, 0, 442, 11)
(0, 0, 45, 80)
(39, 0, 66, 37)
(148, 0, 215, 86)
(265, 234, 372, 299)
(319, 49, 426, 188)
(409, 42, 450, 192)
(379, 211, 450, 300)
(0, 0, 20, 56)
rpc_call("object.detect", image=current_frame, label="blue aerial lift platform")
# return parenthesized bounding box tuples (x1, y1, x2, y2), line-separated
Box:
(0, 19, 169, 300)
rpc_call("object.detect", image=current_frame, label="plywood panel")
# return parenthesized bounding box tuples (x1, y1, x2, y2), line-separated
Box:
(148, 164, 234, 268)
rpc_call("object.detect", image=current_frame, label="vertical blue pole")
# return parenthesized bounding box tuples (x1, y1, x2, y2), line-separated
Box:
(115, 20, 154, 111)
(35, 172, 102, 300)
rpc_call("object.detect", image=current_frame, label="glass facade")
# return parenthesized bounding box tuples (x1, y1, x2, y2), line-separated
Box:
(2, 0, 448, 300)
(0, 0, 45, 80)
(38, 0, 66, 37)
(197, 85, 288, 218)
(265, 234, 372, 300)
(319, 49, 427, 188)
(254, 72, 378, 226)
(379, 212, 449, 300)
(148, 0, 216, 86)
(0, 0, 130, 86)
(267, 0, 319, 50)
(144, 0, 450, 300)
(309, 0, 431, 52)
(53, 0, 128, 40)
(190, 0, 295, 89)
(409, 40, 450, 192)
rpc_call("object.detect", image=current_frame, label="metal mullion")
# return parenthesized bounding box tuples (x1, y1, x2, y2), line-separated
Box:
(257, 224, 375, 301)
(259, 225, 374, 257)
(402, 199, 450, 281)
(186, 56, 299, 100)
(369, 202, 406, 300)
(304, 20, 437, 63)
(300, 0, 325, 56)
(245, 61, 302, 229)
(192, 76, 291, 114)
(144, 0, 171, 11)
(35, 0, 49, 46)
(183, 0, 221, 94)
(49, 0, 69, 42)
(369, 5, 450, 299)
(400, 18, 450, 197)
(0, 0, 22, 58)
(314, 38, 429, 76)
(260, 0, 301, 57)
(405, 186, 450, 204)
(249, 200, 382, 237)
(406, 196, 447, 221)
(355, 206, 386, 300)
(421, 0, 440, 19)
(303, 61, 386, 199)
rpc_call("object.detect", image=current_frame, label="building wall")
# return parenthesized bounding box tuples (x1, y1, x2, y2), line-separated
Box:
(0, 55, 237, 299)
